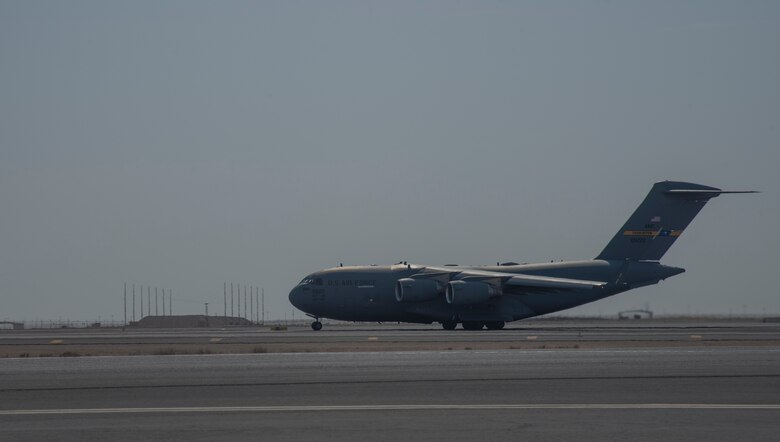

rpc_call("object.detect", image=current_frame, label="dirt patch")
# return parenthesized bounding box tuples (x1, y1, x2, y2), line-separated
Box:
(3, 339, 780, 358)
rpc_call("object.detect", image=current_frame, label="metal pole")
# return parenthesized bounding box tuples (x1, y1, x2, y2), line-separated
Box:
(169, 289, 172, 315)
(147, 286, 151, 316)
(124, 283, 127, 326)
(205, 302, 209, 316)
(140, 285, 143, 319)
(155, 287, 158, 316)
(261, 288, 265, 324)
(244, 285, 247, 319)
(224, 282, 227, 318)
(250, 286, 254, 323)
(162, 288, 166, 316)
(132, 283, 136, 322)
(230, 283, 234, 317)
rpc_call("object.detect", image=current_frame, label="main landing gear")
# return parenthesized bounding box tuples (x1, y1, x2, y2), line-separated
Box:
(440, 321, 505, 330)
(462, 321, 484, 331)
(485, 321, 505, 330)
(441, 321, 457, 330)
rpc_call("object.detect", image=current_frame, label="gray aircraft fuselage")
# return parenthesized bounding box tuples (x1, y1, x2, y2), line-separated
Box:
(289, 260, 684, 324)
(288, 181, 755, 330)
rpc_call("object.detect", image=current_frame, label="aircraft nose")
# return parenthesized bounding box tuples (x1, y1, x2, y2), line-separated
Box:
(288, 286, 302, 309)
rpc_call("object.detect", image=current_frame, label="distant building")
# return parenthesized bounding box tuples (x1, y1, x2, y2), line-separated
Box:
(618, 310, 654, 320)
(134, 315, 253, 328)
(0, 321, 24, 330)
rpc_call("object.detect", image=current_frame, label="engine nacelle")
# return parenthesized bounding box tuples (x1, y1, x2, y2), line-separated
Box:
(395, 278, 442, 303)
(445, 281, 500, 305)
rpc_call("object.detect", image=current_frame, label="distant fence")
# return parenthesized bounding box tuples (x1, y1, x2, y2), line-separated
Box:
(5, 320, 127, 330)
(4, 318, 275, 329)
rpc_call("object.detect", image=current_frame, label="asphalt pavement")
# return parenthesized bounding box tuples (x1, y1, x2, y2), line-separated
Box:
(1, 346, 779, 441)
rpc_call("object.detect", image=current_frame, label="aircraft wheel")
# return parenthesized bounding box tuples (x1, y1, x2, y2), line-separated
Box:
(441, 321, 457, 330)
(311, 321, 323, 331)
(485, 321, 505, 330)
(462, 321, 485, 331)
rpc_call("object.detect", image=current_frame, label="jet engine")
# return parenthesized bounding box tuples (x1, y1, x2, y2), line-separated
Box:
(395, 278, 442, 303)
(445, 280, 501, 305)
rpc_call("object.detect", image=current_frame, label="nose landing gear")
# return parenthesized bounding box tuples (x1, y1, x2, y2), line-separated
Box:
(305, 313, 323, 331)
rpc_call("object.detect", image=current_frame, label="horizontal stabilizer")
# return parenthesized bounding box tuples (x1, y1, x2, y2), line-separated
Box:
(665, 189, 759, 199)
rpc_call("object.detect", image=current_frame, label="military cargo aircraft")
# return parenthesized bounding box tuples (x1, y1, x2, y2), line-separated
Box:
(289, 181, 756, 330)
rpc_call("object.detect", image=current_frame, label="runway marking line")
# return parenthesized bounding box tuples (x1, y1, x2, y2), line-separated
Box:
(1, 404, 779, 416)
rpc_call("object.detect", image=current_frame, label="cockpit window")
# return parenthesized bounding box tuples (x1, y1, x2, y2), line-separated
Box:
(299, 276, 324, 286)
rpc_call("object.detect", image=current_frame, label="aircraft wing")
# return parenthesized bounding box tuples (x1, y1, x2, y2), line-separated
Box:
(423, 266, 606, 293)
(504, 274, 606, 291)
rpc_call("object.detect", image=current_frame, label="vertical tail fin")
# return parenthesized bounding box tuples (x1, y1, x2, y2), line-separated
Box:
(596, 181, 756, 261)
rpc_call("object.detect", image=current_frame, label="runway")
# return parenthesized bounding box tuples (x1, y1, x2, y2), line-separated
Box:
(2, 346, 779, 441)
(3, 320, 780, 356)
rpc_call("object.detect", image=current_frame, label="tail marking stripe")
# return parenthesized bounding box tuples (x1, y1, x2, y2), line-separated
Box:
(623, 230, 683, 238)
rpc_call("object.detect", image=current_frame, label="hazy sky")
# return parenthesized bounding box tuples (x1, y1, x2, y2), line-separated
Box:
(2, 1, 778, 322)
